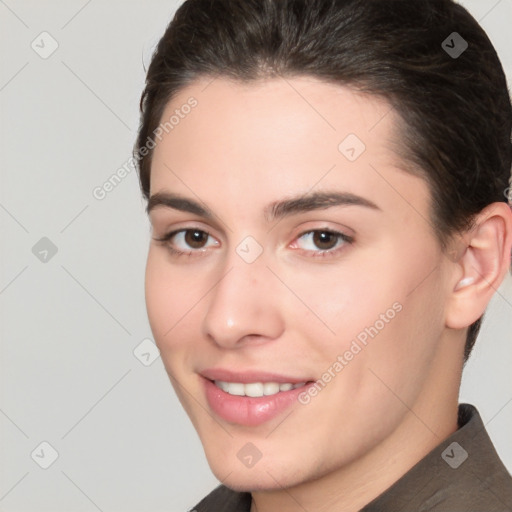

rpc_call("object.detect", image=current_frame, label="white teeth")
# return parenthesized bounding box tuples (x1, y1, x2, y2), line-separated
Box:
(263, 382, 280, 395)
(214, 380, 307, 397)
(226, 382, 245, 396)
(245, 383, 264, 397)
(216, 381, 230, 392)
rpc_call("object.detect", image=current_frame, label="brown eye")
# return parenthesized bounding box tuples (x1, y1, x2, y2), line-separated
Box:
(153, 228, 218, 257)
(293, 229, 353, 258)
(184, 229, 209, 249)
(311, 231, 339, 250)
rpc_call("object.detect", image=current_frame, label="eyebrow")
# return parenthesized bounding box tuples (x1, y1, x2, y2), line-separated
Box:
(146, 190, 380, 222)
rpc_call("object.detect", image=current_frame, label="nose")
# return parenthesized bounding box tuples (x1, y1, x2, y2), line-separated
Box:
(201, 252, 284, 349)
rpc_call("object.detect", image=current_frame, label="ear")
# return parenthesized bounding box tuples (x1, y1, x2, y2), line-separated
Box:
(445, 202, 512, 330)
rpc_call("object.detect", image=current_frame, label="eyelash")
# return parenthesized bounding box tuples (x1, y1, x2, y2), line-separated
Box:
(153, 228, 354, 259)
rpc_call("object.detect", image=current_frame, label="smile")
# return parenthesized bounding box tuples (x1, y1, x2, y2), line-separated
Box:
(213, 380, 308, 397)
(202, 375, 316, 426)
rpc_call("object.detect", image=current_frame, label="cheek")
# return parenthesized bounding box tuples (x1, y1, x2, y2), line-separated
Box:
(144, 250, 194, 353)
(302, 241, 445, 384)
(144, 252, 202, 408)
(346, 261, 447, 401)
(288, 262, 395, 356)
(144, 251, 170, 342)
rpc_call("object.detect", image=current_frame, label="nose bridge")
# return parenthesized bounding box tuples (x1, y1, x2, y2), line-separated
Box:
(201, 243, 282, 347)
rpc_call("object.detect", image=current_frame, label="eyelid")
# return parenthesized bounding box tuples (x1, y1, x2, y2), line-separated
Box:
(153, 227, 218, 248)
(154, 224, 354, 259)
(290, 228, 353, 257)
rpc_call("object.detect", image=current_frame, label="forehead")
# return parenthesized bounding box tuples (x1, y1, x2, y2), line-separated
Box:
(149, 76, 429, 223)
(152, 75, 398, 167)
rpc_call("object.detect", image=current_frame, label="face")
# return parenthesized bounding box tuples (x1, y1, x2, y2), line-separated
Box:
(145, 76, 456, 491)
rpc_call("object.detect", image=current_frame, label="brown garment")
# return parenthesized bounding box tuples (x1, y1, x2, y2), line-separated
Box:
(191, 403, 512, 511)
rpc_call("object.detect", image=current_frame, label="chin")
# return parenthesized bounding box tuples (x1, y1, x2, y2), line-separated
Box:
(215, 471, 298, 493)
(206, 453, 310, 492)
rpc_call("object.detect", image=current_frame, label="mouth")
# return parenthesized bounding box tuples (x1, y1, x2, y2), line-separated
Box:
(211, 379, 312, 397)
(199, 368, 316, 426)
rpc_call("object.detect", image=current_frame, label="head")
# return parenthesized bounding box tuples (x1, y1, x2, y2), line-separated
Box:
(135, 0, 512, 494)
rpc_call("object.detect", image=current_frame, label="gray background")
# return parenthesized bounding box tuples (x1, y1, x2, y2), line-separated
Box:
(0, 1, 511, 511)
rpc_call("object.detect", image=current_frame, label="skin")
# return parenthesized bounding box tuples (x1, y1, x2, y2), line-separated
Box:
(144, 76, 512, 512)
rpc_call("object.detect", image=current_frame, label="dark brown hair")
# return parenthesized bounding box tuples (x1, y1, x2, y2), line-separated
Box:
(134, 0, 512, 362)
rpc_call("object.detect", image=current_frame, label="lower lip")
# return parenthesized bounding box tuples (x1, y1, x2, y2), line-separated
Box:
(203, 377, 312, 427)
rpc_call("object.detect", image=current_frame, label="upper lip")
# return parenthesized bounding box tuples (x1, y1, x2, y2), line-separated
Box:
(200, 368, 313, 384)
